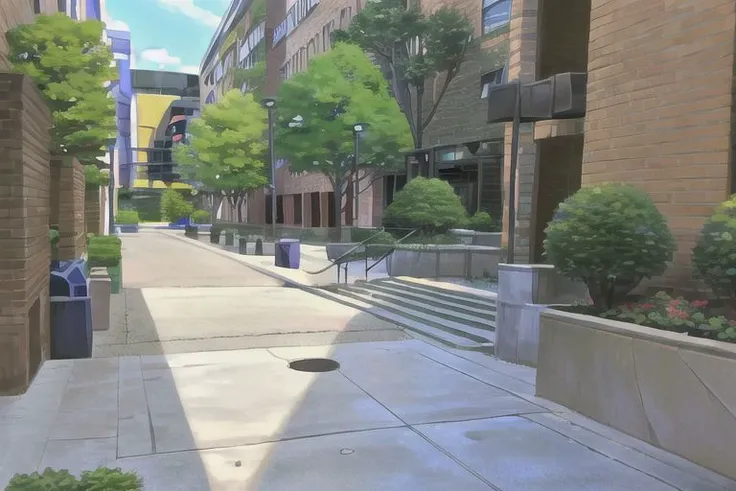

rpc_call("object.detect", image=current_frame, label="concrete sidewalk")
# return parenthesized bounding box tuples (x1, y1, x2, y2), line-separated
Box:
(2, 340, 734, 490)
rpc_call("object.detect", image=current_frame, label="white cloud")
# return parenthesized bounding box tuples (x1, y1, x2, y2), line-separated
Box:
(140, 48, 182, 66)
(156, 0, 222, 28)
(100, 0, 130, 31)
(179, 65, 201, 75)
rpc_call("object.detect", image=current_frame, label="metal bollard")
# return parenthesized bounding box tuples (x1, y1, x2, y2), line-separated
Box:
(238, 237, 248, 255)
(255, 238, 263, 256)
(209, 230, 219, 244)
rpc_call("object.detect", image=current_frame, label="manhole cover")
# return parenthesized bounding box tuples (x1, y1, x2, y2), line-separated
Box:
(288, 358, 340, 373)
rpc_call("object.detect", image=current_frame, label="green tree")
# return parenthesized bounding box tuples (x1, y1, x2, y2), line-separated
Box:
(173, 90, 268, 223)
(276, 43, 411, 236)
(335, 0, 474, 149)
(6, 14, 116, 165)
(383, 177, 467, 235)
(160, 189, 194, 223)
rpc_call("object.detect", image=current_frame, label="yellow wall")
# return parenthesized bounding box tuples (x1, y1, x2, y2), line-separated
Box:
(133, 93, 190, 189)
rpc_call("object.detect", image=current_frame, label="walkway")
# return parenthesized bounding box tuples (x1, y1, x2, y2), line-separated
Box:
(93, 231, 407, 357)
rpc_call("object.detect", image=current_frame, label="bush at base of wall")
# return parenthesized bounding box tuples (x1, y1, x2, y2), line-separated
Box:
(6, 467, 143, 490)
(115, 210, 140, 225)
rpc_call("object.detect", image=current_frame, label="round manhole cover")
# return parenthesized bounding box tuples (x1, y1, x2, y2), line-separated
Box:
(288, 358, 340, 373)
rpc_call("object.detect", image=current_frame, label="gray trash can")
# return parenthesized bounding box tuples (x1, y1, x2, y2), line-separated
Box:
(275, 239, 300, 269)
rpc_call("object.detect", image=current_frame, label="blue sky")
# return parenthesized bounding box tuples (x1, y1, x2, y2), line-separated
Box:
(102, 0, 231, 74)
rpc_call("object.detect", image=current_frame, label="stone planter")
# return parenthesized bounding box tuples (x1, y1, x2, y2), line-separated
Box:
(224, 231, 235, 246)
(89, 267, 111, 332)
(472, 232, 501, 247)
(385, 245, 501, 279)
(116, 224, 138, 233)
(325, 243, 364, 261)
(449, 228, 475, 245)
(495, 264, 587, 367)
(536, 309, 736, 481)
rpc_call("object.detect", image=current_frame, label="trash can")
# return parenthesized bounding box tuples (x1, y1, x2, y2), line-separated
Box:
(50, 296, 93, 359)
(275, 239, 300, 269)
(50, 259, 88, 297)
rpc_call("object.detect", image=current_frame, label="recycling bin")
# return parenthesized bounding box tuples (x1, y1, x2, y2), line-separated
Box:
(50, 296, 93, 359)
(275, 239, 300, 269)
(50, 259, 88, 297)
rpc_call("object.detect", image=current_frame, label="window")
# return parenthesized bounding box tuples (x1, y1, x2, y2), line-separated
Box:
(293, 195, 302, 225)
(480, 65, 506, 99)
(482, 0, 511, 35)
(339, 7, 352, 29)
(33, 0, 41, 14)
(322, 21, 334, 51)
(57, 0, 67, 13)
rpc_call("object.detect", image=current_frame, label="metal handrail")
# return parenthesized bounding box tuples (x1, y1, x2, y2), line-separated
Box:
(363, 228, 418, 281)
(302, 228, 389, 279)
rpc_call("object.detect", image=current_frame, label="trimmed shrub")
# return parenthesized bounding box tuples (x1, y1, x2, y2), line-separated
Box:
(466, 211, 494, 232)
(115, 210, 139, 225)
(87, 235, 122, 268)
(544, 183, 675, 311)
(160, 189, 194, 222)
(191, 209, 210, 224)
(382, 177, 467, 235)
(6, 467, 142, 490)
(83, 165, 109, 189)
(693, 196, 736, 309)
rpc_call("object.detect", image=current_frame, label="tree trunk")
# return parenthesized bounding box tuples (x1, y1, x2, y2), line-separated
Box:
(415, 85, 424, 150)
(236, 194, 246, 223)
(332, 181, 343, 242)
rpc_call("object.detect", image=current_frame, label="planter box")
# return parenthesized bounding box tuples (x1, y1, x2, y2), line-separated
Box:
(107, 263, 122, 294)
(115, 224, 138, 233)
(536, 309, 736, 481)
(386, 245, 500, 279)
(325, 243, 365, 261)
(495, 264, 587, 367)
(472, 232, 501, 247)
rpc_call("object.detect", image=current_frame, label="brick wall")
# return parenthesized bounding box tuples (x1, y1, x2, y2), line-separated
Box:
(0, 0, 35, 70)
(85, 188, 101, 235)
(582, 0, 736, 288)
(0, 73, 53, 395)
(50, 157, 86, 260)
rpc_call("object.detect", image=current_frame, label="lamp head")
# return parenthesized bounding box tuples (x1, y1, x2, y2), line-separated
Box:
(261, 97, 276, 109)
(353, 123, 365, 133)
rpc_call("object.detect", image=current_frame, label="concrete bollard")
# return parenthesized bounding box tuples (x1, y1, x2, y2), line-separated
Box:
(255, 239, 263, 255)
(238, 237, 248, 255)
(89, 267, 111, 332)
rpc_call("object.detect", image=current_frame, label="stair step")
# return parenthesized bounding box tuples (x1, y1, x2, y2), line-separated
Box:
(360, 281, 496, 318)
(346, 284, 495, 331)
(314, 288, 493, 351)
(336, 286, 494, 344)
(376, 278, 495, 310)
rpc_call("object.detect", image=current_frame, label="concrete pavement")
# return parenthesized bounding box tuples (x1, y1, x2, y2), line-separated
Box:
(93, 232, 407, 357)
(2, 340, 734, 490)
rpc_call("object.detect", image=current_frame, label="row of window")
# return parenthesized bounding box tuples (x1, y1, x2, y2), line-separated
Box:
(273, 0, 321, 46)
(483, 0, 511, 35)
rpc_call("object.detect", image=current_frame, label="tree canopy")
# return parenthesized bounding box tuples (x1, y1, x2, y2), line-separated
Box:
(275, 42, 411, 228)
(173, 90, 268, 218)
(6, 14, 116, 165)
(335, 0, 474, 149)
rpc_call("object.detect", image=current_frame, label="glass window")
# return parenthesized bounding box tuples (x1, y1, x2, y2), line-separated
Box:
(482, 0, 511, 35)
(480, 65, 506, 99)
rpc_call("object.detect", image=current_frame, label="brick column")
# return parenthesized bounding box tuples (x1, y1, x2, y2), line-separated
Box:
(85, 187, 101, 235)
(502, 0, 539, 263)
(50, 156, 86, 260)
(0, 73, 53, 395)
(582, 0, 736, 289)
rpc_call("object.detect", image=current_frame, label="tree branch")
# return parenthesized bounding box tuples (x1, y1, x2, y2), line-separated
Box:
(421, 65, 458, 131)
(358, 173, 388, 195)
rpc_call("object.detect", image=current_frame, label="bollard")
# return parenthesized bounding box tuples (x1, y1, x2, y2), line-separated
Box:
(224, 231, 234, 246)
(255, 238, 263, 256)
(209, 230, 219, 244)
(238, 237, 248, 255)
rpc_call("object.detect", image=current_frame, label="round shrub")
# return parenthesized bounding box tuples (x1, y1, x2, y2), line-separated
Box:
(467, 211, 494, 232)
(693, 196, 736, 306)
(382, 177, 467, 235)
(115, 210, 139, 225)
(191, 209, 210, 224)
(544, 183, 675, 311)
(160, 189, 194, 222)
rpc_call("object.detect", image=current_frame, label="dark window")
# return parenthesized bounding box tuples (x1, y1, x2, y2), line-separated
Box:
(327, 192, 336, 227)
(33, 0, 41, 14)
(276, 195, 284, 224)
(57, 0, 67, 13)
(310, 192, 321, 227)
(482, 0, 511, 35)
(293, 195, 302, 225)
(480, 65, 506, 99)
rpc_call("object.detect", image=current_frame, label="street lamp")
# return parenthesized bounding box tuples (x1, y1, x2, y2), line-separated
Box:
(352, 123, 366, 226)
(261, 97, 277, 241)
(105, 139, 116, 235)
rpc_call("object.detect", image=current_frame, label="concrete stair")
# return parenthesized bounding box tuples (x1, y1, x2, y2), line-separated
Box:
(318, 277, 496, 353)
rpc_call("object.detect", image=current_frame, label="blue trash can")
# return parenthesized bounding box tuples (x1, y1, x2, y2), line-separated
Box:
(275, 239, 301, 269)
(50, 259, 88, 297)
(50, 296, 93, 359)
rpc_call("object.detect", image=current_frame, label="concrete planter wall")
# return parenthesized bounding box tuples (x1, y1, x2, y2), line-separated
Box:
(448, 230, 502, 247)
(537, 309, 736, 481)
(495, 264, 587, 367)
(386, 245, 500, 279)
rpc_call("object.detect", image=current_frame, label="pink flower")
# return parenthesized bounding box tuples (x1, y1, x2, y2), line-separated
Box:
(691, 300, 709, 308)
(640, 303, 655, 310)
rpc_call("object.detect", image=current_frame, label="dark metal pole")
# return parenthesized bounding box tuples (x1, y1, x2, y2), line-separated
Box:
(507, 78, 521, 265)
(268, 106, 277, 241)
(353, 130, 360, 226)
(108, 145, 115, 235)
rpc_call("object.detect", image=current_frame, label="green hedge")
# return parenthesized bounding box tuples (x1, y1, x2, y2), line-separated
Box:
(7, 467, 142, 490)
(87, 235, 122, 268)
(191, 209, 210, 224)
(115, 210, 139, 225)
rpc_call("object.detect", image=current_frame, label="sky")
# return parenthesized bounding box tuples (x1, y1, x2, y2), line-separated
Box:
(102, 0, 232, 74)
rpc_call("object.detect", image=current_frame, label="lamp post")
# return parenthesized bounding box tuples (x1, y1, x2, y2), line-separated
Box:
(107, 141, 116, 235)
(261, 97, 277, 241)
(352, 123, 365, 226)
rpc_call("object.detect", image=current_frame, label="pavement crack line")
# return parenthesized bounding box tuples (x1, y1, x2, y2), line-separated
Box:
(335, 368, 502, 491)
